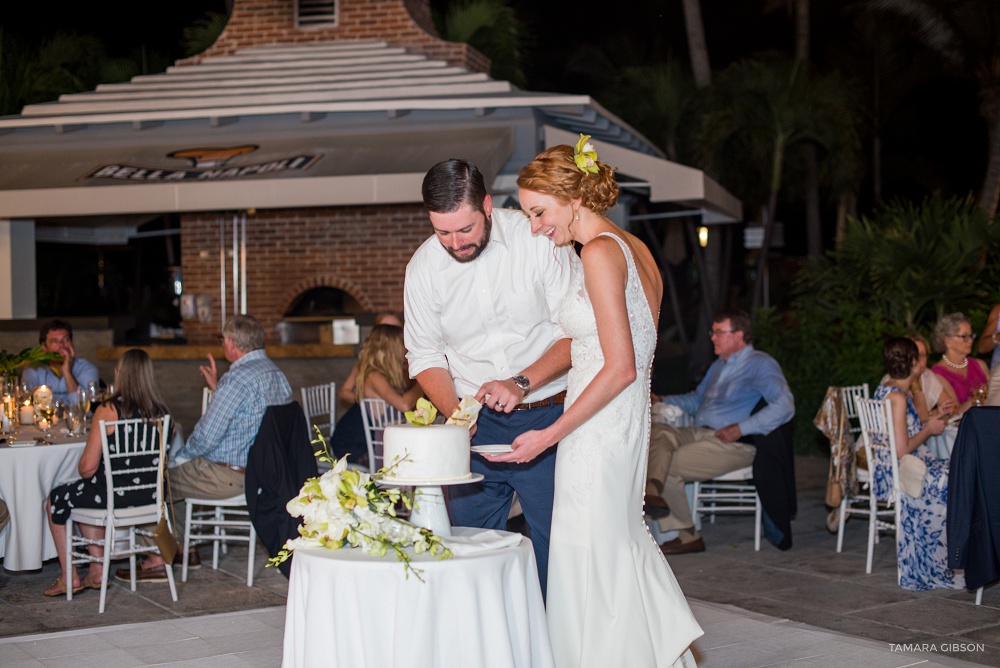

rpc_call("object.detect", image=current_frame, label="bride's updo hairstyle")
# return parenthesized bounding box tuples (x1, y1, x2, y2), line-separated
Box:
(517, 143, 619, 215)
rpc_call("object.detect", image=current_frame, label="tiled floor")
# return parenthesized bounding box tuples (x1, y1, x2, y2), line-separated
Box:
(1, 455, 998, 666)
(0, 599, 992, 667)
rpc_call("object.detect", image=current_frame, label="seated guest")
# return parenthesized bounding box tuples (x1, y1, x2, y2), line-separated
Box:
(881, 333, 957, 423)
(354, 324, 423, 411)
(118, 314, 292, 582)
(330, 313, 405, 465)
(647, 311, 794, 554)
(338, 313, 404, 405)
(43, 349, 170, 596)
(21, 319, 99, 406)
(975, 302, 1000, 371)
(872, 337, 963, 591)
(931, 312, 989, 414)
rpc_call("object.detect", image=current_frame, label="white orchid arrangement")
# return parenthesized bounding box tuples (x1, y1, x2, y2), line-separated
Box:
(267, 429, 452, 580)
(573, 134, 599, 174)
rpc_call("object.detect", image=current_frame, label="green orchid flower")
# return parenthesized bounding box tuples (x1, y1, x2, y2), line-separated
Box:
(405, 397, 438, 425)
(573, 134, 599, 174)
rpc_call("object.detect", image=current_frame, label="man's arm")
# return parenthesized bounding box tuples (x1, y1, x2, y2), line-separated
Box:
(64, 357, 99, 399)
(476, 338, 572, 411)
(661, 365, 713, 416)
(737, 357, 795, 436)
(415, 367, 460, 418)
(179, 374, 241, 460)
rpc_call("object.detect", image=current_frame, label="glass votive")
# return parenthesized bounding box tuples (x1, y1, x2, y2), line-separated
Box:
(19, 405, 35, 425)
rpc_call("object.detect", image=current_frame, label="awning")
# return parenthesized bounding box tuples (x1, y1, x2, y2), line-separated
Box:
(0, 126, 514, 218)
(543, 126, 742, 223)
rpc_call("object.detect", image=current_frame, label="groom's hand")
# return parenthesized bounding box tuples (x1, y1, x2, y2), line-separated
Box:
(475, 378, 524, 414)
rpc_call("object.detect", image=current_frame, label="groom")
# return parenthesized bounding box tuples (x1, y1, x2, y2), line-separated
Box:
(403, 158, 575, 596)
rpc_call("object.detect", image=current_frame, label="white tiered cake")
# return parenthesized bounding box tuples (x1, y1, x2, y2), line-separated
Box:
(382, 424, 471, 482)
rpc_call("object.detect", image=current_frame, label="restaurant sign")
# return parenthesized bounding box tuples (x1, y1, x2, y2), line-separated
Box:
(83, 145, 321, 183)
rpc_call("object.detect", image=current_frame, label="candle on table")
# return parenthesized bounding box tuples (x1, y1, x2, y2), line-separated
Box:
(19, 405, 34, 425)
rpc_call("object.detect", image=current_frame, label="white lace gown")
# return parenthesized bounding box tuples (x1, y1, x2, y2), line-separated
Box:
(547, 233, 703, 668)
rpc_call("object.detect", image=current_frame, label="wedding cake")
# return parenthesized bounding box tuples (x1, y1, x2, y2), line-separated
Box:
(382, 424, 471, 482)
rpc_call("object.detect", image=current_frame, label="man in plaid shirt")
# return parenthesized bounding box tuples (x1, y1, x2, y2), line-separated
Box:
(118, 314, 291, 582)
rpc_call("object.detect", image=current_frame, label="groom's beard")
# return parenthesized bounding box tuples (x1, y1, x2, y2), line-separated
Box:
(446, 214, 492, 263)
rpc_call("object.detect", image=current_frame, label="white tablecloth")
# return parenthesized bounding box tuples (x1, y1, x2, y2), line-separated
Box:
(283, 527, 554, 668)
(0, 427, 86, 571)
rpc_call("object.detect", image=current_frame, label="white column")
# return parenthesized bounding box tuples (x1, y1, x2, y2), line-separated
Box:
(0, 219, 37, 319)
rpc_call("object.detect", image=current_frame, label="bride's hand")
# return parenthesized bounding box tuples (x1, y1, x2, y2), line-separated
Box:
(487, 429, 552, 464)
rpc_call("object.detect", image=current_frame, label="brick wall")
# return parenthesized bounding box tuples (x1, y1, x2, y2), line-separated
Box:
(178, 0, 491, 74)
(180, 204, 431, 344)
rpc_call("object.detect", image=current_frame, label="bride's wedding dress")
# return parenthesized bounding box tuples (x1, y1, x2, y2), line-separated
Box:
(546, 232, 702, 667)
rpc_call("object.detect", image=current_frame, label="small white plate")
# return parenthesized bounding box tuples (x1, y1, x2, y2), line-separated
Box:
(471, 444, 513, 455)
(5, 440, 37, 448)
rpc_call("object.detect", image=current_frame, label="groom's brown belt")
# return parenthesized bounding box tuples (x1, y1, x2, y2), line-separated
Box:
(513, 390, 567, 411)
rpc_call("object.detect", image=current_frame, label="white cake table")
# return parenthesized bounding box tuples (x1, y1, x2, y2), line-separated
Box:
(282, 527, 554, 668)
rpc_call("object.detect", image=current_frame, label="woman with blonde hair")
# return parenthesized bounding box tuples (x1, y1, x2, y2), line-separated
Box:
(489, 137, 701, 667)
(43, 349, 171, 596)
(354, 324, 423, 411)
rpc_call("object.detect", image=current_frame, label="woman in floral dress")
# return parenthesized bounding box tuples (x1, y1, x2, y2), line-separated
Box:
(872, 337, 964, 591)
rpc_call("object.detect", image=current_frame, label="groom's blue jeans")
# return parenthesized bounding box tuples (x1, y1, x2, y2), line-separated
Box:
(447, 404, 561, 598)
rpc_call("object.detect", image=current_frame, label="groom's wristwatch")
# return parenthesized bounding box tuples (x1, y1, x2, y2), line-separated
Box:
(512, 374, 531, 397)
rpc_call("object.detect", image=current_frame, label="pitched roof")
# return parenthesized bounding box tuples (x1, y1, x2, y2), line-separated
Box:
(0, 40, 740, 221)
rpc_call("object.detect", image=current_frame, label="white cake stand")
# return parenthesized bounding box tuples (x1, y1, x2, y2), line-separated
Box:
(377, 474, 484, 537)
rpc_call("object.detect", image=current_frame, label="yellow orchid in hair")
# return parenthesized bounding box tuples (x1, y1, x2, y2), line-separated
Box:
(573, 134, 599, 174)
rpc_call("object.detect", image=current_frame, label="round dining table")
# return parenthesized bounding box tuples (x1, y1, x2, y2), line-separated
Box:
(282, 527, 554, 668)
(0, 425, 87, 572)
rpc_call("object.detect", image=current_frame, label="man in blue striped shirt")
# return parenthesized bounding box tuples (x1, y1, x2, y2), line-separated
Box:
(648, 311, 794, 555)
(118, 314, 291, 582)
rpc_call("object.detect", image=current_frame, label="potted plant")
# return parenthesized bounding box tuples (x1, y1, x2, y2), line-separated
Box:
(0, 345, 63, 390)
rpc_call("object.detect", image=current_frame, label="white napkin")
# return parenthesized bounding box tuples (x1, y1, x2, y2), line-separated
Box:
(652, 402, 688, 425)
(443, 529, 522, 556)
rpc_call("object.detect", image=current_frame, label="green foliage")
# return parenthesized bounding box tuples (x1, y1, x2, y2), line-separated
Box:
(604, 60, 696, 161)
(755, 194, 1000, 453)
(696, 54, 862, 214)
(434, 0, 525, 87)
(183, 12, 229, 57)
(0, 346, 62, 378)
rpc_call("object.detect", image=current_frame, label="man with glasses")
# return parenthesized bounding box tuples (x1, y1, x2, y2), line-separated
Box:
(21, 319, 99, 406)
(647, 310, 794, 554)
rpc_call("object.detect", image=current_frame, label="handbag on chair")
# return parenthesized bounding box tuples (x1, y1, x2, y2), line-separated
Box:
(153, 467, 178, 564)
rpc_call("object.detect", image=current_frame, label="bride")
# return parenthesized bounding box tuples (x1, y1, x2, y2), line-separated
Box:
(488, 137, 702, 667)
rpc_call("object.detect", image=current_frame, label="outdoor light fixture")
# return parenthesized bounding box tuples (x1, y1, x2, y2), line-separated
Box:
(697, 226, 708, 247)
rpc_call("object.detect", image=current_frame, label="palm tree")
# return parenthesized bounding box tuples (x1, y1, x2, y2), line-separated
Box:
(435, 0, 525, 87)
(861, 0, 1000, 221)
(681, 0, 711, 88)
(183, 12, 229, 57)
(697, 55, 861, 308)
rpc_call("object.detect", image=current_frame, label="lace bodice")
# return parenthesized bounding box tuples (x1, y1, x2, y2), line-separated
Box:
(555, 232, 657, 497)
(558, 232, 657, 388)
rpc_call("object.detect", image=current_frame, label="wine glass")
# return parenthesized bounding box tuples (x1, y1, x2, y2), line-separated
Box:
(39, 403, 56, 440)
(2, 393, 17, 438)
(77, 388, 91, 433)
(64, 405, 81, 437)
